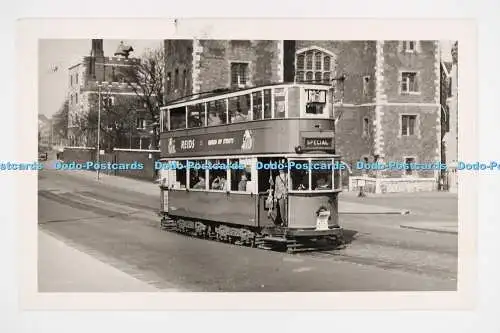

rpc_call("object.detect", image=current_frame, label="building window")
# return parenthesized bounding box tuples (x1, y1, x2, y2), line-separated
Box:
(230, 62, 249, 87)
(362, 117, 369, 137)
(295, 49, 333, 84)
(363, 76, 370, 96)
(166, 72, 171, 93)
(136, 117, 146, 130)
(404, 41, 416, 52)
(75, 93, 78, 104)
(183, 69, 187, 92)
(70, 75, 73, 86)
(401, 115, 417, 136)
(401, 72, 418, 93)
(404, 157, 416, 176)
(174, 69, 179, 90)
(76, 73, 79, 85)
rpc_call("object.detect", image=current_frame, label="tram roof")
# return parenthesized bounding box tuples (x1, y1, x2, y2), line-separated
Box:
(162, 82, 332, 109)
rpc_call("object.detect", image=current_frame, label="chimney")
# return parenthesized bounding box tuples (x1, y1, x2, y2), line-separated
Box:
(283, 40, 296, 83)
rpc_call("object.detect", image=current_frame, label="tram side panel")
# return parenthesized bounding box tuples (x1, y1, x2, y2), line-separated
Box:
(287, 194, 339, 230)
(168, 190, 258, 227)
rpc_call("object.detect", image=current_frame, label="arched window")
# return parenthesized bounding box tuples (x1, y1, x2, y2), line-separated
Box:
(295, 48, 333, 84)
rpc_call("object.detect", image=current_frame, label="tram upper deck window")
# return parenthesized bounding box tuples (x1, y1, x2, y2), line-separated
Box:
(161, 109, 168, 132)
(174, 160, 187, 189)
(230, 158, 252, 192)
(170, 107, 186, 130)
(252, 91, 263, 120)
(290, 160, 310, 191)
(311, 159, 333, 190)
(305, 89, 327, 116)
(263, 89, 272, 119)
(188, 159, 207, 190)
(208, 158, 228, 191)
(229, 95, 250, 123)
(274, 88, 286, 118)
(207, 100, 227, 126)
(187, 104, 205, 128)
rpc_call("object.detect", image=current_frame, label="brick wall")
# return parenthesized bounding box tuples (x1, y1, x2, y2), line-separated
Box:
(196, 40, 281, 92)
(380, 104, 440, 178)
(382, 41, 438, 103)
(335, 105, 374, 174)
(164, 39, 194, 102)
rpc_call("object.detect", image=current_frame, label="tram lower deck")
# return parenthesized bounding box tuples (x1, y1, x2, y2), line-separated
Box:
(159, 155, 344, 252)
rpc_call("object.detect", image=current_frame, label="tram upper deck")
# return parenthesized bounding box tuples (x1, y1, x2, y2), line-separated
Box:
(159, 83, 337, 158)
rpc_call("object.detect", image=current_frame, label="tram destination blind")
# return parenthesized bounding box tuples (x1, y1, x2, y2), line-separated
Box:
(304, 138, 333, 148)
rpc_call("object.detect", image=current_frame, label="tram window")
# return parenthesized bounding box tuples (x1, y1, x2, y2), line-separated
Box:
(174, 160, 187, 189)
(306, 102, 325, 115)
(333, 162, 341, 190)
(263, 89, 272, 119)
(187, 104, 204, 128)
(161, 109, 168, 132)
(170, 107, 186, 130)
(230, 158, 251, 192)
(188, 159, 207, 190)
(274, 88, 286, 119)
(252, 91, 263, 120)
(208, 158, 228, 191)
(290, 160, 309, 191)
(229, 95, 250, 123)
(311, 159, 333, 190)
(207, 100, 227, 126)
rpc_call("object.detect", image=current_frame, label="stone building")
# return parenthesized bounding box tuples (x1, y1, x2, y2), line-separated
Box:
(67, 39, 153, 149)
(443, 42, 458, 193)
(163, 39, 442, 193)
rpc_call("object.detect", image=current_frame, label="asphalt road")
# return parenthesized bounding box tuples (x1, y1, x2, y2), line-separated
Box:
(37, 159, 458, 292)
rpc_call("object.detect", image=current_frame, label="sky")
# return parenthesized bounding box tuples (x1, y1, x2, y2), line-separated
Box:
(39, 39, 163, 117)
(39, 40, 454, 118)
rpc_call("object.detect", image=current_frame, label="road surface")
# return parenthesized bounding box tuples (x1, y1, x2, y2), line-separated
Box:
(37, 158, 458, 292)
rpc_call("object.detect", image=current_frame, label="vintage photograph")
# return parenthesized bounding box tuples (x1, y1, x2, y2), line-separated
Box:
(37, 37, 459, 293)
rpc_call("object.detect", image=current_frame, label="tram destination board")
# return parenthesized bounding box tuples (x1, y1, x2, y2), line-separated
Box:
(304, 138, 333, 148)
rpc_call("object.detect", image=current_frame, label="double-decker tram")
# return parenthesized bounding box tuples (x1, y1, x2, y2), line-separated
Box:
(158, 82, 344, 253)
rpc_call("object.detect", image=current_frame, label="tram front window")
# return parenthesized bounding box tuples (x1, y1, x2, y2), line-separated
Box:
(311, 159, 333, 190)
(263, 89, 272, 119)
(174, 160, 187, 189)
(274, 88, 286, 119)
(189, 159, 207, 190)
(230, 158, 251, 192)
(290, 160, 309, 190)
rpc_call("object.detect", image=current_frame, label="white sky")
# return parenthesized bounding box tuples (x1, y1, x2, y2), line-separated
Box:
(39, 39, 163, 118)
(39, 39, 455, 118)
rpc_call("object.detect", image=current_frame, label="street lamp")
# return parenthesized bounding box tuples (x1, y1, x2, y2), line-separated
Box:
(96, 82, 111, 180)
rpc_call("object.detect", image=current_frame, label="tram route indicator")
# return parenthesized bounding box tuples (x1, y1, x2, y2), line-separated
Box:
(304, 138, 333, 148)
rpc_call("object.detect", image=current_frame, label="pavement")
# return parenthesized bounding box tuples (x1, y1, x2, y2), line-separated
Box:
(38, 229, 160, 292)
(49, 166, 457, 235)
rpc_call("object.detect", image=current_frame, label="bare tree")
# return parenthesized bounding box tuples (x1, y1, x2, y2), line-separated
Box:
(122, 47, 165, 149)
(52, 99, 69, 139)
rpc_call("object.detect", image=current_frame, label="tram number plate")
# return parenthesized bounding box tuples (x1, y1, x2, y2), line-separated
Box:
(316, 211, 330, 231)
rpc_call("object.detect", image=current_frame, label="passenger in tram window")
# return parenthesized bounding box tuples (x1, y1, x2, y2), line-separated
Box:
(211, 176, 227, 191)
(238, 174, 248, 191)
(192, 175, 206, 189)
(208, 111, 222, 126)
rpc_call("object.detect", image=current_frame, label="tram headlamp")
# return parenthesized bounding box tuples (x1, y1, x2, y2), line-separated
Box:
(294, 146, 303, 154)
